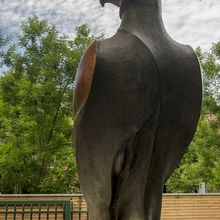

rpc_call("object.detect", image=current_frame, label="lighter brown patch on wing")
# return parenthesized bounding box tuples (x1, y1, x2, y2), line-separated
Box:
(74, 41, 96, 115)
(73, 41, 96, 145)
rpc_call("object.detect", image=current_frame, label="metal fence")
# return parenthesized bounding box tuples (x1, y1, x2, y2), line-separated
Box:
(0, 200, 89, 220)
(2, 194, 220, 220)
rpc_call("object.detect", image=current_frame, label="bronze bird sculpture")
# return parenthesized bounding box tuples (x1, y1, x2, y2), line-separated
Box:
(73, 0, 202, 219)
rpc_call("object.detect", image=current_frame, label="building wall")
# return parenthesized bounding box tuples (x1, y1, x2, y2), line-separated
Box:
(0, 194, 220, 219)
(161, 194, 220, 219)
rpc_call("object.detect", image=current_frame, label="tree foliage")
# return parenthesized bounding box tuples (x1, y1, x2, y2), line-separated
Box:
(0, 29, 10, 68)
(0, 16, 97, 193)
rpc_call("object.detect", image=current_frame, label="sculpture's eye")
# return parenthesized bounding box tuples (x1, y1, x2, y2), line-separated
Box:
(100, 0, 121, 7)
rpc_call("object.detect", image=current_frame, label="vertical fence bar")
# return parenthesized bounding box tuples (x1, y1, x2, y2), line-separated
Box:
(5, 204, 8, 220)
(55, 203, 58, 220)
(22, 204, 25, 220)
(87, 209, 90, 220)
(13, 204, 16, 220)
(64, 201, 71, 220)
(78, 197, 82, 220)
(63, 204, 65, 219)
(30, 203, 33, 220)
(38, 204, 41, 220)
(46, 204, 49, 220)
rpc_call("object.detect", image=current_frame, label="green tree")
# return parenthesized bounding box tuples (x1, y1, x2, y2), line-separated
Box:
(0, 16, 97, 193)
(167, 42, 220, 193)
(0, 29, 10, 68)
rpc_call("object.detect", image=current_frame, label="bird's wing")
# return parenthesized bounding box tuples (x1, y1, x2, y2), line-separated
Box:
(74, 41, 96, 116)
(73, 41, 96, 143)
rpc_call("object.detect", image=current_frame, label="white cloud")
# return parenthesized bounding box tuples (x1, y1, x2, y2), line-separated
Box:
(0, 0, 219, 50)
(162, 0, 220, 49)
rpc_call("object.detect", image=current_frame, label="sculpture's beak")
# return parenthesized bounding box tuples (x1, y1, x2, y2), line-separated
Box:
(100, 0, 105, 7)
(100, 0, 120, 7)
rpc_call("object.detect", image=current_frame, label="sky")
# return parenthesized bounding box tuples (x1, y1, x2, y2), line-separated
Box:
(0, 0, 220, 50)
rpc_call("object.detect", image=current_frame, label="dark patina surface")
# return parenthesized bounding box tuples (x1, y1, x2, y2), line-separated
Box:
(73, 0, 202, 219)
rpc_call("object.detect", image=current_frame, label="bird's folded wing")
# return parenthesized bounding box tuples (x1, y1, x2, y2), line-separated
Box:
(74, 41, 97, 116)
(73, 41, 96, 144)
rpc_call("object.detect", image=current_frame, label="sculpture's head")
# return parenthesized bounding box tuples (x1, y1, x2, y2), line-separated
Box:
(100, 0, 162, 9)
(100, 0, 122, 7)
(100, 0, 162, 18)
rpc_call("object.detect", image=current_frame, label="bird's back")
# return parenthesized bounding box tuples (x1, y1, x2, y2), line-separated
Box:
(74, 30, 161, 211)
(73, 29, 202, 219)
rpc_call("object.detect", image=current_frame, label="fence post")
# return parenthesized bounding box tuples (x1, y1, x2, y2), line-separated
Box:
(64, 201, 72, 220)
